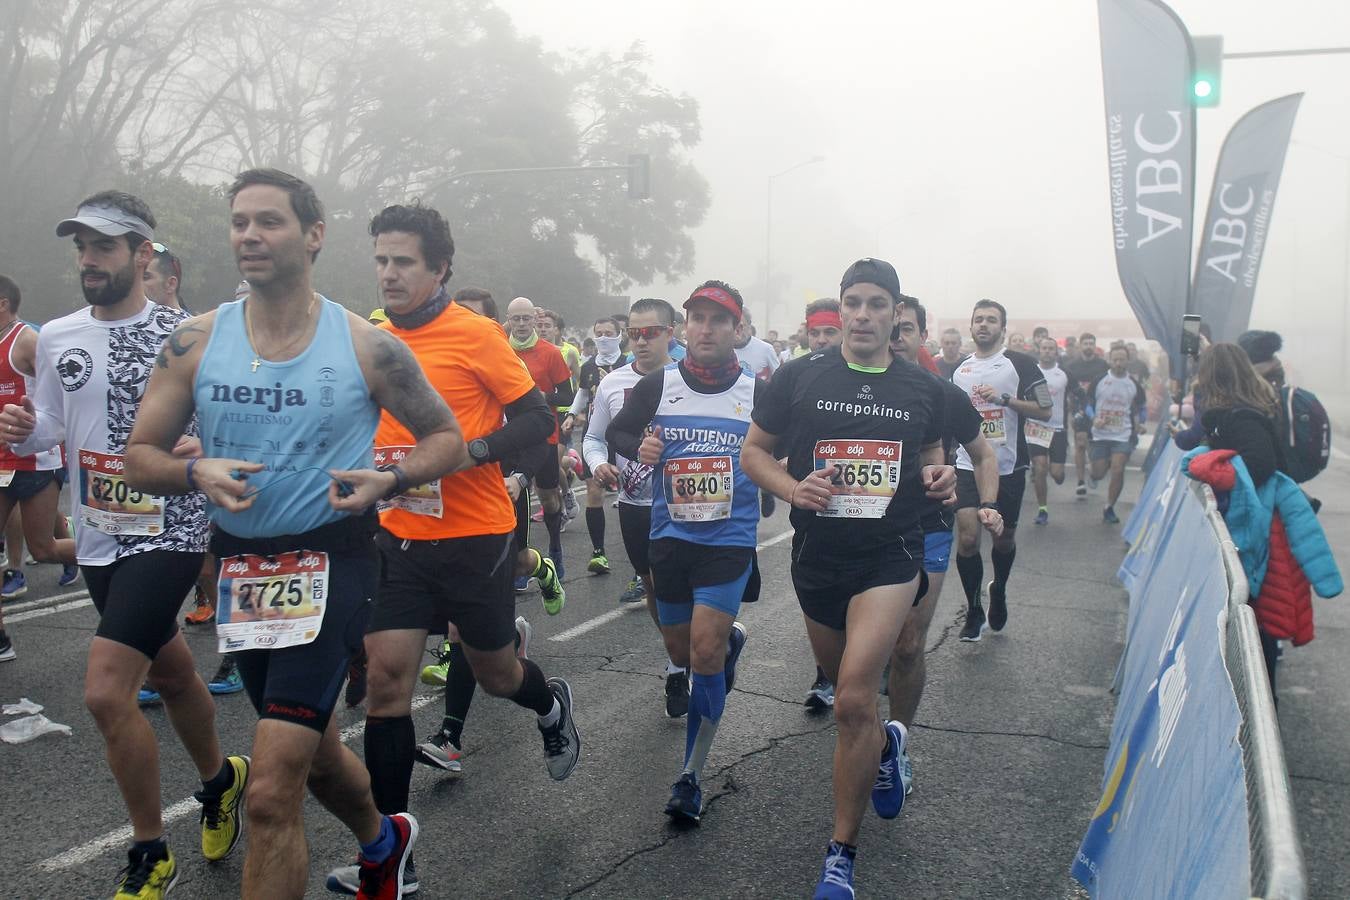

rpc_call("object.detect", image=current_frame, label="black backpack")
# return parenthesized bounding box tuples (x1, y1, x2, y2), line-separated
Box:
(1279, 384, 1331, 483)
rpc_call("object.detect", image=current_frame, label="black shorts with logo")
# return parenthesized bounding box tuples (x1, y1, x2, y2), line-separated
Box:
(790, 529, 926, 631)
(954, 468, 1028, 528)
(369, 530, 518, 652)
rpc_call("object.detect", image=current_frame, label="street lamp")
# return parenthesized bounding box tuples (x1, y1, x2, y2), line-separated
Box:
(765, 155, 825, 333)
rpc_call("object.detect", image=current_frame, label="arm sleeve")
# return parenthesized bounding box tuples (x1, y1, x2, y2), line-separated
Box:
(10, 330, 66, 456)
(544, 348, 575, 407)
(481, 388, 554, 464)
(750, 358, 795, 435)
(1012, 352, 1051, 408)
(606, 369, 664, 460)
(568, 387, 591, 417)
(582, 379, 616, 472)
(500, 440, 550, 480)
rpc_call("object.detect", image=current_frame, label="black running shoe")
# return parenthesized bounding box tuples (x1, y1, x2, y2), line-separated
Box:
(959, 604, 986, 642)
(664, 772, 702, 824)
(987, 580, 1008, 632)
(664, 670, 690, 718)
(804, 672, 835, 711)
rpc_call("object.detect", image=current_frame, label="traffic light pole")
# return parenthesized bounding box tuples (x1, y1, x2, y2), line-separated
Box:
(1224, 46, 1350, 60)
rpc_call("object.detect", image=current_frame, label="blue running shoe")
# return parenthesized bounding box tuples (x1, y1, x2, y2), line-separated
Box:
(664, 772, 702, 824)
(138, 684, 162, 705)
(208, 657, 244, 695)
(514, 575, 531, 594)
(814, 842, 856, 899)
(58, 564, 81, 586)
(723, 622, 747, 692)
(871, 720, 907, 819)
(1, 569, 26, 600)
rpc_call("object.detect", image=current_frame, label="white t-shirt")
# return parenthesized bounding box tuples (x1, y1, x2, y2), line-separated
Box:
(735, 336, 780, 381)
(15, 300, 208, 565)
(582, 362, 654, 506)
(951, 350, 1047, 475)
(1089, 371, 1145, 443)
(1040, 364, 1069, 431)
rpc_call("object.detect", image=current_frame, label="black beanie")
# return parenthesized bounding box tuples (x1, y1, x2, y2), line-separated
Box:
(1237, 329, 1281, 365)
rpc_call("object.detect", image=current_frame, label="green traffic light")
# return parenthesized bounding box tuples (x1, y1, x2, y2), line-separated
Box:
(1193, 80, 1214, 99)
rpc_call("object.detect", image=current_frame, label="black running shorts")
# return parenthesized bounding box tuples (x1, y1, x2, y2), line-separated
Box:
(1027, 430, 1068, 465)
(0, 468, 60, 502)
(954, 468, 1028, 528)
(790, 530, 925, 631)
(84, 549, 204, 659)
(617, 502, 652, 575)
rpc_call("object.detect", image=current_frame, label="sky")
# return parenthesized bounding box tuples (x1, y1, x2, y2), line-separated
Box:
(495, 0, 1350, 386)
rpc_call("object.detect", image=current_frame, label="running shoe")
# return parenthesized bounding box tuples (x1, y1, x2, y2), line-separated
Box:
(198, 755, 249, 861)
(114, 846, 177, 899)
(58, 563, 81, 586)
(871, 720, 907, 819)
(538, 677, 581, 780)
(354, 813, 419, 900)
(760, 491, 776, 518)
(419, 639, 452, 686)
(208, 657, 244, 695)
(550, 547, 565, 580)
(900, 748, 914, 796)
(138, 684, 162, 705)
(514, 574, 532, 594)
(1075, 481, 1086, 498)
(664, 772, 702, 824)
(618, 576, 646, 604)
(723, 622, 747, 692)
(515, 616, 532, 659)
(0, 631, 14, 662)
(664, 669, 690, 718)
(345, 657, 368, 708)
(327, 859, 420, 896)
(414, 730, 463, 774)
(1, 568, 26, 600)
(537, 556, 566, 616)
(1088, 475, 1100, 490)
(959, 604, 986, 642)
(23, 550, 35, 566)
(987, 580, 1008, 632)
(530, 508, 544, 523)
(1034, 508, 1048, 526)
(587, 551, 611, 575)
(813, 842, 856, 900)
(805, 672, 835, 711)
(184, 598, 216, 626)
(1103, 506, 1120, 524)
(563, 489, 579, 520)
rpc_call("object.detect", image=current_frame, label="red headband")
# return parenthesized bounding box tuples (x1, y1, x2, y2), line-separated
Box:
(806, 311, 842, 331)
(686, 286, 742, 321)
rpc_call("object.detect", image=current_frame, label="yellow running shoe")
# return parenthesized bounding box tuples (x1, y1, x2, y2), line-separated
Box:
(536, 555, 566, 616)
(114, 847, 177, 898)
(197, 755, 249, 861)
(420, 639, 453, 686)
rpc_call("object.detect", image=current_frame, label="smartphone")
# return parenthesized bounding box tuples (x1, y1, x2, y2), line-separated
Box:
(1180, 314, 1202, 358)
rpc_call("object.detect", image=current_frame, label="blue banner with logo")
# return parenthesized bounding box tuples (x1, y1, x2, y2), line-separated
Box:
(1075, 478, 1249, 898)
(1119, 440, 1183, 589)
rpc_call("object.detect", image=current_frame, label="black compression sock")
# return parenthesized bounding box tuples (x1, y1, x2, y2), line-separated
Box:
(585, 506, 606, 554)
(956, 552, 984, 607)
(544, 510, 563, 550)
(510, 657, 555, 717)
(443, 642, 476, 745)
(364, 715, 415, 815)
(991, 545, 1016, 589)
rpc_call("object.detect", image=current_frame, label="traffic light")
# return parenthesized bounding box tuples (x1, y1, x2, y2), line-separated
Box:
(1191, 35, 1223, 107)
(627, 153, 650, 200)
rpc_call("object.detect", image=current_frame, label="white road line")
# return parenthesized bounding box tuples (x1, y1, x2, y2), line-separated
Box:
(549, 527, 793, 643)
(8, 596, 92, 623)
(4, 588, 91, 615)
(38, 694, 439, 871)
(1331, 445, 1350, 462)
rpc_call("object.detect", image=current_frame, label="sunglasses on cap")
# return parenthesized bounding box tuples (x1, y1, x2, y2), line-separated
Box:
(627, 325, 670, 342)
(150, 242, 182, 281)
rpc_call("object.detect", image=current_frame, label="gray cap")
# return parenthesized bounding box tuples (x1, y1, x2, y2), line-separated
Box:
(55, 204, 155, 241)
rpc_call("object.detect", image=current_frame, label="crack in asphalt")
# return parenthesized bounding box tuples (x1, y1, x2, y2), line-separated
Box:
(1289, 772, 1350, 789)
(925, 618, 961, 655)
(913, 722, 1108, 751)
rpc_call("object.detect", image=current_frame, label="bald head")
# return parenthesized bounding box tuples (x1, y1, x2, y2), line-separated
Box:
(507, 296, 537, 341)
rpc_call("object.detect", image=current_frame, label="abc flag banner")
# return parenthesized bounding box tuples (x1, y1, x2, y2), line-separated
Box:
(1098, 0, 1197, 372)
(1193, 94, 1303, 343)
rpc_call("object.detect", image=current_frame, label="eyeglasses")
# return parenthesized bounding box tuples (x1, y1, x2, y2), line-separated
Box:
(507, 315, 536, 324)
(627, 325, 670, 342)
(149, 242, 182, 281)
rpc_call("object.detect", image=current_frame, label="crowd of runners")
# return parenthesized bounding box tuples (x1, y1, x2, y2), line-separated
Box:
(0, 170, 1153, 899)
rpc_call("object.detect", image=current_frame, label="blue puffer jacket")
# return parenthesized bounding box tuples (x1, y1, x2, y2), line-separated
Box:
(1181, 445, 1342, 599)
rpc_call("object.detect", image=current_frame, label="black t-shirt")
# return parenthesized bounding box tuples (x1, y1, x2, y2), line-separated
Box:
(936, 357, 961, 380)
(1065, 355, 1109, 407)
(752, 347, 945, 555)
(578, 357, 620, 398)
(921, 374, 983, 532)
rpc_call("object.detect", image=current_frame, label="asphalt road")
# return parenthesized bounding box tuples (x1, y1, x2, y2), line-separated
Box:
(1, 455, 1344, 899)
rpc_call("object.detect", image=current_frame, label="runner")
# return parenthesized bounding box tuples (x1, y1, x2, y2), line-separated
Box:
(562, 316, 624, 582)
(733, 308, 780, 382)
(741, 258, 957, 899)
(887, 296, 1000, 791)
(951, 299, 1053, 642)
(323, 203, 579, 895)
(124, 170, 461, 898)
(1087, 344, 1147, 524)
(936, 328, 964, 379)
(583, 298, 688, 715)
(606, 280, 756, 824)
(142, 243, 186, 312)
(536, 308, 581, 522)
(1065, 333, 1108, 497)
(506, 297, 574, 578)
(1, 191, 244, 899)
(1029, 335, 1071, 526)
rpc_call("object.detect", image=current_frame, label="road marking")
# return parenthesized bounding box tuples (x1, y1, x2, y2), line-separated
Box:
(549, 527, 793, 643)
(1331, 445, 1350, 462)
(37, 693, 439, 872)
(8, 596, 92, 623)
(4, 588, 91, 615)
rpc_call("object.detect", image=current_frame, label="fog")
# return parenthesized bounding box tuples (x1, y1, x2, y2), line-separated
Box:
(500, 0, 1350, 388)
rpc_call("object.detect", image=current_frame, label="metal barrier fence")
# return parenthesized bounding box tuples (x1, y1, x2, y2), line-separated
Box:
(1194, 480, 1307, 900)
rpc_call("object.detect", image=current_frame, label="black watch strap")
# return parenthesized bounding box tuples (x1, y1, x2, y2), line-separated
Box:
(978, 501, 1000, 511)
(377, 463, 410, 499)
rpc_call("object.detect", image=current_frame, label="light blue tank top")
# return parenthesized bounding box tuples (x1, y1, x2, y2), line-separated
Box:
(195, 296, 378, 537)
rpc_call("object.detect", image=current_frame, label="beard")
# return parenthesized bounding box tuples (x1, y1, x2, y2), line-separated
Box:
(973, 331, 1003, 351)
(81, 258, 137, 308)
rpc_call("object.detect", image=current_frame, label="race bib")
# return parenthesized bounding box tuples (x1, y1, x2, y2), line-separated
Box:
(77, 449, 164, 535)
(663, 455, 733, 522)
(0, 470, 13, 488)
(812, 439, 901, 519)
(1025, 419, 1055, 449)
(979, 408, 1007, 446)
(1096, 409, 1127, 433)
(216, 550, 328, 653)
(373, 445, 442, 517)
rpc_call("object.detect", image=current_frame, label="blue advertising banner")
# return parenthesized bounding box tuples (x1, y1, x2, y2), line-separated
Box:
(1075, 481, 1249, 898)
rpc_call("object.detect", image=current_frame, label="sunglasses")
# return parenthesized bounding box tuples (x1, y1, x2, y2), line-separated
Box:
(627, 325, 670, 342)
(150, 242, 182, 281)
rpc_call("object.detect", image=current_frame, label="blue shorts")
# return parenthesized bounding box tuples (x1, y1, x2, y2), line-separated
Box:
(650, 537, 753, 626)
(923, 530, 953, 574)
(1090, 439, 1134, 462)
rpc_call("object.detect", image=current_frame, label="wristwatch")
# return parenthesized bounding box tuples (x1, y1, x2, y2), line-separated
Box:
(1000, 393, 1012, 407)
(376, 463, 410, 499)
(978, 501, 1000, 512)
(467, 438, 490, 464)
(511, 472, 530, 492)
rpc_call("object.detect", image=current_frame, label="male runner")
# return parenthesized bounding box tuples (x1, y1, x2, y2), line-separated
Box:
(887, 296, 1000, 790)
(142, 244, 185, 312)
(607, 280, 756, 824)
(562, 316, 624, 580)
(1029, 336, 1070, 526)
(1, 192, 244, 899)
(936, 328, 964, 378)
(537, 308, 581, 521)
(742, 258, 957, 899)
(951, 299, 1052, 642)
(1087, 344, 1147, 524)
(124, 169, 461, 898)
(506, 297, 574, 578)
(1065, 333, 1108, 496)
(583, 298, 687, 715)
(733, 308, 780, 382)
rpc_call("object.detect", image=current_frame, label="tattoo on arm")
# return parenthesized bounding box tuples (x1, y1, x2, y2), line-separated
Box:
(372, 330, 456, 438)
(156, 323, 206, 369)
